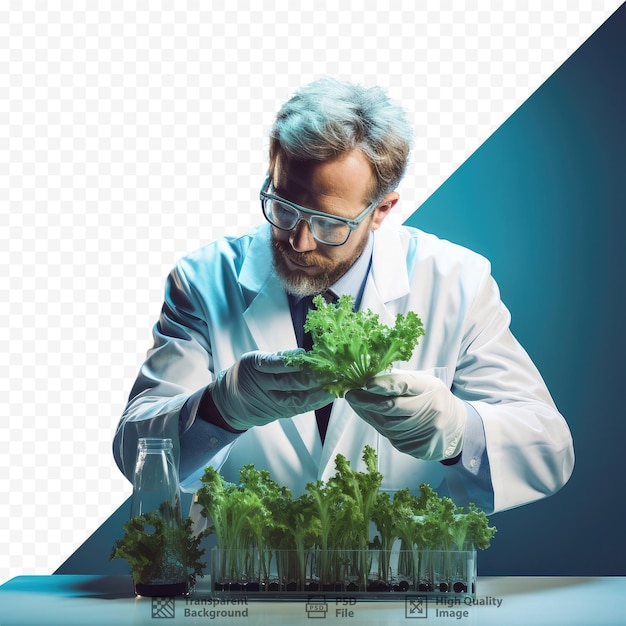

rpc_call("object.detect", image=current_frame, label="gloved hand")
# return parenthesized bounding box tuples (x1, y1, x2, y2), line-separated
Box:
(345, 370, 467, 461)
(210, 350, 335, 431)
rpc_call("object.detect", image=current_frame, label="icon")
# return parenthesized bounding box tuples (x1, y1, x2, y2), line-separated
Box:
(151, 596, 176, 619)
(305, 595, 329, 619)
(405, 596, 427, 619)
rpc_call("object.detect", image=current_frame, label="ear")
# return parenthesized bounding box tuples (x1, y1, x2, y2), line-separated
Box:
(370, 192, 399, 230)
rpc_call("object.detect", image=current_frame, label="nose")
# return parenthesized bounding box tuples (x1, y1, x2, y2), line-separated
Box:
(289, 219, 318, 252)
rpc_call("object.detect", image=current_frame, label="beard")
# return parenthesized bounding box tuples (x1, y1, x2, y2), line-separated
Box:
(271, 234, 368, 297)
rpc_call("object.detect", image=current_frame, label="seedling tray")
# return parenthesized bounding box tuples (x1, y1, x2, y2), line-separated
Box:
(210, 547, 476, 600)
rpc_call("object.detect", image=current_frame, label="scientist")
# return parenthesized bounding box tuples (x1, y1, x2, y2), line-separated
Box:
(113, 77, 574, 515)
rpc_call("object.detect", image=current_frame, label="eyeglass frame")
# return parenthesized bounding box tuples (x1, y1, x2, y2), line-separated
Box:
(259, 176, 380, 246)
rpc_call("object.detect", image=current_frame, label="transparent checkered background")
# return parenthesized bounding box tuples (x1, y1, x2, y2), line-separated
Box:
(0, 1, 620, 585)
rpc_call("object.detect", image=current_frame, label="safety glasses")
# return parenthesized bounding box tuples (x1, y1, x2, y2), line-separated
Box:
(260, 176, 378, 246)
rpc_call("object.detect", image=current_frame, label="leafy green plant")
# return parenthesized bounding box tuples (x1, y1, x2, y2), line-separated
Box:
(110, 502, 206, 589)
(284, 294, 425, 397)
(323, 446, 382, 587)
(199, 446, 497, 591)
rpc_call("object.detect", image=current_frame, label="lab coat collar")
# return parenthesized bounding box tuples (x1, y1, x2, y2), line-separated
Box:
(239, 223, 274, 298)
(360, 219, 411, 322)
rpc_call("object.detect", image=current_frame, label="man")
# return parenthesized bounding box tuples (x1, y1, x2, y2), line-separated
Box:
(113, 77, 574, 517)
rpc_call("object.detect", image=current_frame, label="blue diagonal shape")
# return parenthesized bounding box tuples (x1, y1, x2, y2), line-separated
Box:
(405, 4, 626, 575)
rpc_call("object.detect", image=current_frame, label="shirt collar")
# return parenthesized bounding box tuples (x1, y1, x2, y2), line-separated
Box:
(328, 231, 373, 309)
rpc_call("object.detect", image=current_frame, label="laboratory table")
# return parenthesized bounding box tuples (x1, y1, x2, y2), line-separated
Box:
(0, 574, 623, 626)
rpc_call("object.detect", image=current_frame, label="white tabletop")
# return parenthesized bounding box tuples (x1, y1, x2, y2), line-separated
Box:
(0, 574, 623, 626)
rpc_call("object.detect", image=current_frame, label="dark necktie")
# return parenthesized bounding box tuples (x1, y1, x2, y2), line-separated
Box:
(300, 291, 336, 444)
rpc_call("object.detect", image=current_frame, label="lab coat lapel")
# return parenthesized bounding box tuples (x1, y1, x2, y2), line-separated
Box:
(242, 277, 298, 352)
(239, 225, 321, 465)
(239, 225, 298, 353)
(318, 222, 411, 476)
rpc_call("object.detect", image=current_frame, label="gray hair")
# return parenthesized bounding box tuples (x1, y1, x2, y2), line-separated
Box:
(269, 77, 413, 202)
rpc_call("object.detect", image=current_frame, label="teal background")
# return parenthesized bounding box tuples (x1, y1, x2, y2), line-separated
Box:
(56, 5, 626, 577)
(405, 4, 626, 574)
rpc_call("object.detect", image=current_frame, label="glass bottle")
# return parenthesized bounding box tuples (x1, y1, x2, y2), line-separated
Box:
(130, 437, 188, 596)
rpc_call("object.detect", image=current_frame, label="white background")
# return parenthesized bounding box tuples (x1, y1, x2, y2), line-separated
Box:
(0, 1, 621, 586)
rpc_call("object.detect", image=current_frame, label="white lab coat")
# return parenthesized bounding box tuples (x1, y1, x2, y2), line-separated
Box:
(113, 220, 574, 515)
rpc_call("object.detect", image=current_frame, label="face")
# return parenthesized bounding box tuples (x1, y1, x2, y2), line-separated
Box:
(270, 149, 398, 296)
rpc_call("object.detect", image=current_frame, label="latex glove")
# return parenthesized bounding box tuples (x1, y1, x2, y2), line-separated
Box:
(210, 350, 335, 430)
(345, 370, 467, 461)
